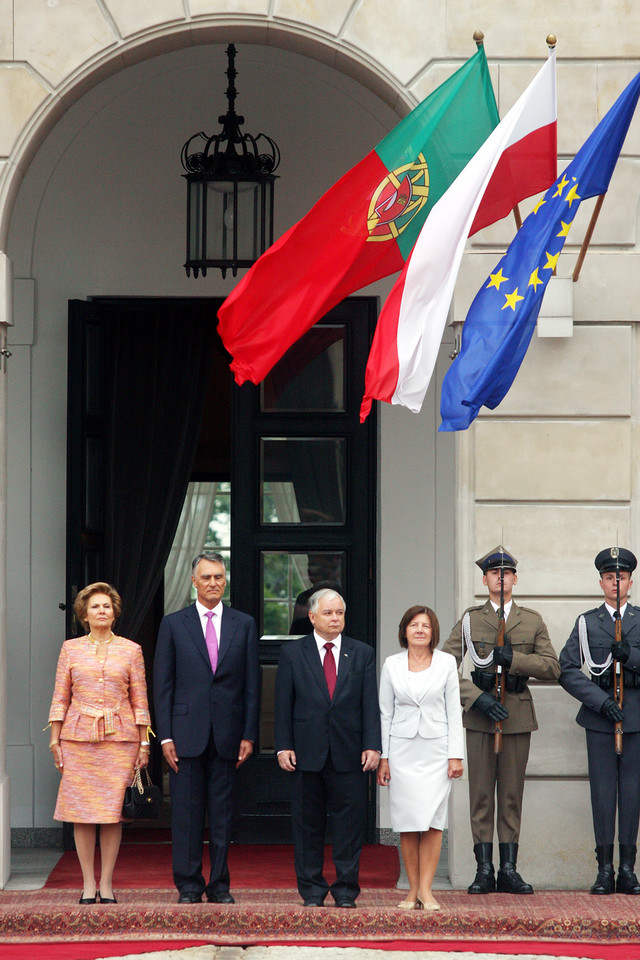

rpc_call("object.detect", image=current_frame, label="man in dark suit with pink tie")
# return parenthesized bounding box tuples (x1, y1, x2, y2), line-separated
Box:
(154, 552, 260, 904)
(275, 588, 381, 907)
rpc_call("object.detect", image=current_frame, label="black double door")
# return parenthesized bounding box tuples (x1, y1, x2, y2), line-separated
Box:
(66, 295, 377, 842)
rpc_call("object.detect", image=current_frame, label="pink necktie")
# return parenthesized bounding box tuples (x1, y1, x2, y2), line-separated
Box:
(205, 611, 218, 674)
(323, 642, 336, 699)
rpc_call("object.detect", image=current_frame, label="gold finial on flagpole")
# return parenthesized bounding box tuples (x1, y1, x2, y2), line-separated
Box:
(547, 34, 557, 48)
(473, 30, 485, 47)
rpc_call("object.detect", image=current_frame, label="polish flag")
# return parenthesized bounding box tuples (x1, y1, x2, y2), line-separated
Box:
(359, 48, 557, 422)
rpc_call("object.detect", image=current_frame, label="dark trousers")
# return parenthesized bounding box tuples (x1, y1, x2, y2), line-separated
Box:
(169, 731, 236, 895)
(291, 756, 366, 902)
(466, 729, 531, 844)
(586, 728, 640, 845)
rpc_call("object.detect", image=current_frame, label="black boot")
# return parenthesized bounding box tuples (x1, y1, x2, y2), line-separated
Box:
(590, 845, 615, 894)
(467, 842, 495, 894)
(496, 842, 533, 894)
(617, 844, 640, 894)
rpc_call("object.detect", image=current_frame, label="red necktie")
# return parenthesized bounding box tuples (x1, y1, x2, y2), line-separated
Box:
(323, 642, 336, 698)
(205, 611, 218, 674)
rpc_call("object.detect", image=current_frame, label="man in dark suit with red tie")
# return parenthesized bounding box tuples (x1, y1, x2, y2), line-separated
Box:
(154, 552, 260, 903)
(275, 588, 381, 907)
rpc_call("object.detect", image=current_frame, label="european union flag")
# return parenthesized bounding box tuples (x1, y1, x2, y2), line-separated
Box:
(440, 70, 640, 432)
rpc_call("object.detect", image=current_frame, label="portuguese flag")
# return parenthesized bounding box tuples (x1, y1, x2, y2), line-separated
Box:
(217, 45, 499, 387)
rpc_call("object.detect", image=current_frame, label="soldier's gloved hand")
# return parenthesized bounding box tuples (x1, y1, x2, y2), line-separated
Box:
(600, 697, 624, 722)
(474, 692, 509, 722)
(611, 635, 631, 663)
(493, 643, 513, 670)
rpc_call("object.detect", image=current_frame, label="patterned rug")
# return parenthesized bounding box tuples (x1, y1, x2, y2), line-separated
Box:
(2, 888, 640, 945)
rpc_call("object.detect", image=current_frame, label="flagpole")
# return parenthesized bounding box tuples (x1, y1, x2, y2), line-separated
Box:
(573, 193, 606, 281)
(510, 36, 556, 234)
(476, 26, 525, 235)
(546, 34, 557, 259)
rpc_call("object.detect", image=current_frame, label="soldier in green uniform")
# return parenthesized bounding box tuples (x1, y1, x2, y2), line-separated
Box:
(443, 546, 561, 894)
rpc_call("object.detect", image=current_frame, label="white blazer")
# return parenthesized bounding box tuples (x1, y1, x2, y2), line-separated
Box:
(379, 648, 464, 759)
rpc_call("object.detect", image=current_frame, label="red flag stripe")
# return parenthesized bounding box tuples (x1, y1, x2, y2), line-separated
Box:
(470, 121, 557, 234)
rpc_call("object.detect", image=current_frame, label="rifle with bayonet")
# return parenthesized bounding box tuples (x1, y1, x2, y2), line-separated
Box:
(494, 564, 506, 754)
(613, 553, 624, 755)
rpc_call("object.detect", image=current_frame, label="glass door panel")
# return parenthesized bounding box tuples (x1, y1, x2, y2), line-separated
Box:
(260, 324, 346, 412)
(261, 437, 346, 525)
(261, 549, 346, 637)
(232, 297, 377, 842)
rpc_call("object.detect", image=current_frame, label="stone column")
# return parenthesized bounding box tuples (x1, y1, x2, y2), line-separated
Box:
(0, 252, 11, 887)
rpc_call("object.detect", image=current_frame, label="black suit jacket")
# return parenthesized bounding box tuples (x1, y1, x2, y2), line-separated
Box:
(274, 634, 381, 772)
(153, 602, 260, 759)
(560, 602, 640, 733)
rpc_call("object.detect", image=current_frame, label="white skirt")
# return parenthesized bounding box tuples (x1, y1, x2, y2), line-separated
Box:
(388, 734, 451, 833)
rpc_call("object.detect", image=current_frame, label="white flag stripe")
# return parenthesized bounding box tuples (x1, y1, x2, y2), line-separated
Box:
(391, 49, 556, 412)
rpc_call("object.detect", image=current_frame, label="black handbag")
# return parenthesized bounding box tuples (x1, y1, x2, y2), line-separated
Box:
(122, 767, 162, 820)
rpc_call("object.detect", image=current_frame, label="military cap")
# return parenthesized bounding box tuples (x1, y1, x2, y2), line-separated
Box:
(476, 545, 517, 573)
(595, 546, 637, 574)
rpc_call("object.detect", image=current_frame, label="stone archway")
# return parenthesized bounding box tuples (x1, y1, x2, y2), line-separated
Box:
(0, 8, 424, 887)
(0, 6, 438, 248)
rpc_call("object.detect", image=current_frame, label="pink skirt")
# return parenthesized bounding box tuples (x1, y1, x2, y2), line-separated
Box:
(54, 740, 139, 824)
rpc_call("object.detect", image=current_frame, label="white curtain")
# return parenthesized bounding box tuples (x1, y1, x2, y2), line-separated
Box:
(267, 482, 309, 588)
(164, 481, 218, 614)
(268, 481, 300, 524)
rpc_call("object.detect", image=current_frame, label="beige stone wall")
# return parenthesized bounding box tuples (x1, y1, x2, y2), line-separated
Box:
(1, 1, 640, 232)
(449, 318, 640, 887)
(451, 174, 640, 883)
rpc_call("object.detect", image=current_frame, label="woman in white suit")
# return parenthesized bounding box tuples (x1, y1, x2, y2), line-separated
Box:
(377, 605, 464, 910)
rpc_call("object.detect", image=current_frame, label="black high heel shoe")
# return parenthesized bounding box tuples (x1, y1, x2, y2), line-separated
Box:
(79, 895, 96, 904)
(98, 893, 117, 904)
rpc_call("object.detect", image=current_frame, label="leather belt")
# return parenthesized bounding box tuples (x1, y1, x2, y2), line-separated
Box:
(471, 670, 528, 694)
(591, 668, 640, 689)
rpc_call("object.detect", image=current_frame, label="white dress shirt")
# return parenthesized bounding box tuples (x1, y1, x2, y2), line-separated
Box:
(276, 632, 343, 757)
(161, 600, 223, 745)
(490, 598, 513, 620)
(605, 601, 628, 619)
(315, 631, 341, 674)
(196, 598, 223, 645)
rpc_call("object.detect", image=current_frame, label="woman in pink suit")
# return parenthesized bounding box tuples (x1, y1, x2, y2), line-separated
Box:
(48, 583, 151, 904)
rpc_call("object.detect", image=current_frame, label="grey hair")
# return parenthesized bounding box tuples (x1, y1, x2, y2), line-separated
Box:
(192, 552, 226, 574)
(308, 588, 346, 615)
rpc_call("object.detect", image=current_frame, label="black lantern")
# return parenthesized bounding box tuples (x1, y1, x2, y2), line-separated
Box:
(181, 44, 280, 278)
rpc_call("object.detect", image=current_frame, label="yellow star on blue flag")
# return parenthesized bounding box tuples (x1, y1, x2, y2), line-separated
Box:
(440, 69, 640, 432)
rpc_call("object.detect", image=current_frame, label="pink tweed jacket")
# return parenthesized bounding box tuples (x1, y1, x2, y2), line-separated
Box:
(48, 636, 150, 742)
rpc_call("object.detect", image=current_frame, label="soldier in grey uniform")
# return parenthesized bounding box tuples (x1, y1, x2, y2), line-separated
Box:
(443, 546, 560, 894)
(559, 546, 640, 895)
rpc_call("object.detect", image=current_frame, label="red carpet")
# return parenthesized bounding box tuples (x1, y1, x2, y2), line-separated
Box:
(3, 888, 640, 952)
(44, 841, 399, 890)
(6, 840, 640, 958)
(3, 941, 640, 960)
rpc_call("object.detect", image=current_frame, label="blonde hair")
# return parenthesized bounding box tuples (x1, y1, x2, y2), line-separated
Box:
(74, 582, 122, 625)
